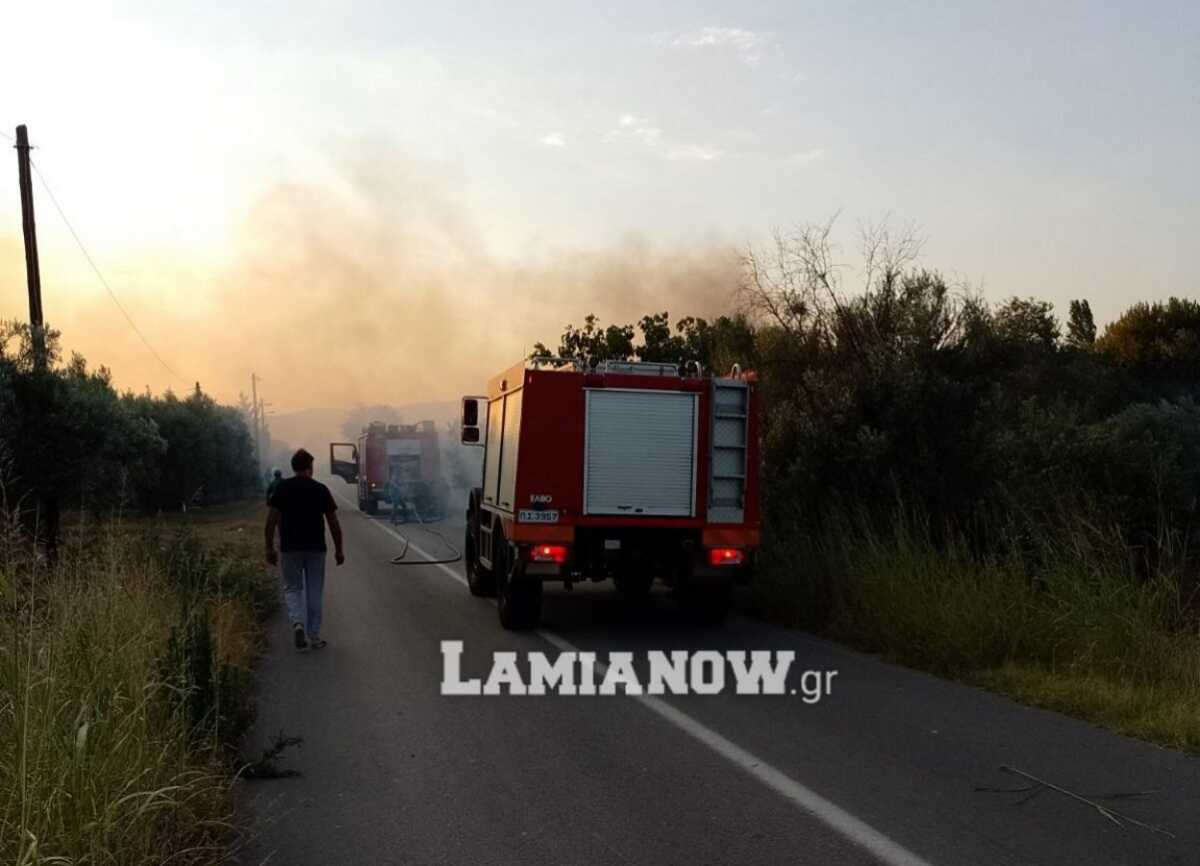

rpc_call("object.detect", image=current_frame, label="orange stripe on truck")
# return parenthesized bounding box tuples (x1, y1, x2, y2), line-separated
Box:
(511, 524, 576, 543)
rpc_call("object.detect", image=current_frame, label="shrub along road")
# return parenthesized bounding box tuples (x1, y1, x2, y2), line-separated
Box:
(238, 496, 1200, 865)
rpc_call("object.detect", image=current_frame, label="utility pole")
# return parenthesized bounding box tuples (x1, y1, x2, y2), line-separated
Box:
(250, 373, 262, 480)
(15, 124, 57, 560)
(259, 398, 269, 468)
(16, 125, 46, 370)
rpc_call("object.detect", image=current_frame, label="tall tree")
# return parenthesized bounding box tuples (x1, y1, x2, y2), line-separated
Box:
(1066, 299, 1097, 348)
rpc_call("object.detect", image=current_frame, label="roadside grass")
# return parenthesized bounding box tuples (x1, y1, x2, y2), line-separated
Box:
(0, 500, 273, 865)
(750, 504, 1200, 752)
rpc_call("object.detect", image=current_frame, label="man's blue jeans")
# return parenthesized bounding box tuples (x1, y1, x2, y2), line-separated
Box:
(281, 551, 326, 640)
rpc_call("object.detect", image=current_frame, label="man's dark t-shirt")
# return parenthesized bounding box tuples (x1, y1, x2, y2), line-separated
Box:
(268, 477, 337, 552)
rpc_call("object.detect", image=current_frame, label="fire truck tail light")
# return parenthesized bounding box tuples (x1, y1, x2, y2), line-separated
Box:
(530, 544, 569, 564)
(707, 547, 746, 567)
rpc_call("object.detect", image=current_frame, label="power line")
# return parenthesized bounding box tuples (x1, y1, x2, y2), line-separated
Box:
(29, 158, 188, 383)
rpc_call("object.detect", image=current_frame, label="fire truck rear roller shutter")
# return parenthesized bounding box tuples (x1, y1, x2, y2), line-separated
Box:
(584, 389, 697, 517)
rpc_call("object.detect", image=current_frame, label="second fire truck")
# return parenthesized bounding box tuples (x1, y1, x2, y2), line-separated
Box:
(329, 420, 449, 519)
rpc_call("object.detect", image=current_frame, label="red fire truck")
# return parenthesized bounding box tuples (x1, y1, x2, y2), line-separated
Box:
(330, 421, 449, 518)
(461, 358, 760, 629)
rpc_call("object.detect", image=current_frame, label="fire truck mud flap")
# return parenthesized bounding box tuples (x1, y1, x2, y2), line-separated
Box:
(495, 539, 543, 630)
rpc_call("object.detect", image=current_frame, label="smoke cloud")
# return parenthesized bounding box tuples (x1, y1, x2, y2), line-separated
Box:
(1, 155, 741, 416)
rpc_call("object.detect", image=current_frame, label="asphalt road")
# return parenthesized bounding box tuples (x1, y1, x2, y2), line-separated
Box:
(238, 492, 1200, 866)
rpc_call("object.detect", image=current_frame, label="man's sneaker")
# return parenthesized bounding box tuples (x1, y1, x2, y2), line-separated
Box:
(309, 639, 327, 650)
(293, 623, 307, 650)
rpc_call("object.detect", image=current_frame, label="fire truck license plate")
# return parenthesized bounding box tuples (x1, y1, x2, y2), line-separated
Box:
(519, 509, 559, 523)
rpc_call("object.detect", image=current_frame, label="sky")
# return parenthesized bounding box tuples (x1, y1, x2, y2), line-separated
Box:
(1, 0, 1197, 413)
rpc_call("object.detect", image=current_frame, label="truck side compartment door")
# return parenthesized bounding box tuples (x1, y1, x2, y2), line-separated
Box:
(329, 442, 359, 484)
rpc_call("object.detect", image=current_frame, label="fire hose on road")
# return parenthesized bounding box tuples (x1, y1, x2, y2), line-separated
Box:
(384, 506, 463, 567)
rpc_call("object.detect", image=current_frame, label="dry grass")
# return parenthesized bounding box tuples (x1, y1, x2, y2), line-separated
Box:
(977, 664, 1200, 752)
(755, 506, 1200, 752)
(0, 499, 273, 865)
(156, 500, 267, 547)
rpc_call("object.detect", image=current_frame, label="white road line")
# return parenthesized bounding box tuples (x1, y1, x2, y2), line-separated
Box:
(335, 493, 934, 866)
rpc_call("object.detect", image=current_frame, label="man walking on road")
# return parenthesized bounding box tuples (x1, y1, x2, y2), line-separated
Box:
(265, 448, 345, 650)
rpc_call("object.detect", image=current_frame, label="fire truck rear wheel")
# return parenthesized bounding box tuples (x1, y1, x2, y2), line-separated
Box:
(496, 542, 542, 630)
(464, 525, 496, 597)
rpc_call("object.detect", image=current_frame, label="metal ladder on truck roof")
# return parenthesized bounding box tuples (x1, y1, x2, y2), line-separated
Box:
(708, 379, 749, 523)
